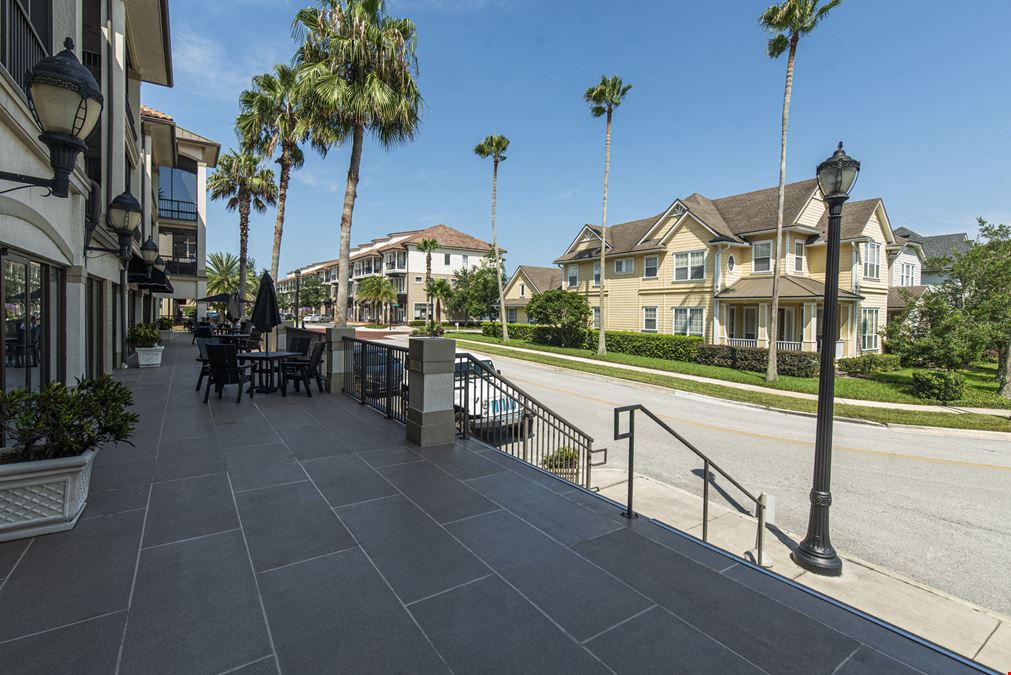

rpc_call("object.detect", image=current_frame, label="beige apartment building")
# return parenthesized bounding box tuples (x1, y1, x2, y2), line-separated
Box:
(553, 179, 926, 358)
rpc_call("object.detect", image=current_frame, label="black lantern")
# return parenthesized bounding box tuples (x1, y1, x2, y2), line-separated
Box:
(107, 191, 143, 236)
(792, 142, 860, 577)
(141, 237, 159, 276)
(0, 38, 104, 198)
(153, 255, 167, 273)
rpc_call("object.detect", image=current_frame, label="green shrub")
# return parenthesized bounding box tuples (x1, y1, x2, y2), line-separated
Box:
(542, 446, 580, 470)
(411, 322, 444, 337)
(837, 353, 902, 376)
(912, 370, 965, 402)
(364, 323, 388, 329)
(127, 324, 161, 349)
(696, 344, 820, 378)
(482, 323, 701, 361)
(155, 317, 173, 330)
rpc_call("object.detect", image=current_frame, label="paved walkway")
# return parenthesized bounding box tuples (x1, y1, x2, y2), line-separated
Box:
(453, 338, 1011, 418)
(587, 467, 1010, 672)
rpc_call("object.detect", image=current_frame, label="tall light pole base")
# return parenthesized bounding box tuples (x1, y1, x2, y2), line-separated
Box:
(791, 545, 842, 576)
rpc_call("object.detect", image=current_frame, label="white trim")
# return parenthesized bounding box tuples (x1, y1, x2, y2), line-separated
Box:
(672, 249, 706, 282)
(613, 258, 634, 274)
(794, 239, 805, 274)
(752, 240, 773, 274)
(592, 260, 600, 287)
(641, 306, 658, 332)
(642, 255, 659, 279)
(566, 264, 578, 288)
(672, 306, 705, 337)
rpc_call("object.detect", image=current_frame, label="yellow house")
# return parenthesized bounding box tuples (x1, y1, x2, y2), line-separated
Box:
(554, 179, 923, 358)
(502, 266, 563, 324)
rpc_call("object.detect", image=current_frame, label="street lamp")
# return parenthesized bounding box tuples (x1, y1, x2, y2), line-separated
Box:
(0, 38, 103, 198)
(294, 268, 302, 328)
(140, 237, 159, 275)
(792, 142, 860, 577)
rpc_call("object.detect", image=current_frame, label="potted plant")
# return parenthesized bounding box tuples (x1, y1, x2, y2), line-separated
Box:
(128, 323, 164, 367)
(541, 446, 581, 483)
(156, 316, 174, 332)
(0, 376, 137, 541)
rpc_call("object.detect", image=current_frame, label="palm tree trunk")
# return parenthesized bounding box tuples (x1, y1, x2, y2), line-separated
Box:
(425, 254, 432, 325)
(766, 34, 798, 382)
(271, 147, 291, 282)
(238, 195, 251, 307)
(598, 109, 612, 356)
(492, 158, 508, 341)
(335, 124, 364, 328)
(1000, 333, 1011, 398)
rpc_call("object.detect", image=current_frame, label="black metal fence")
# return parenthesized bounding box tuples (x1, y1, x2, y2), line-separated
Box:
(614, 404, 767, 567)
(1, 0, 47, 93)
(158, 198, 198, 221)
(453, 353, 602, 489)
(341, 337, 408, 423)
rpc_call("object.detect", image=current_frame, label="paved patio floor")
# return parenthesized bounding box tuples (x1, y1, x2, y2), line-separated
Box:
(0, 336, 990, 674)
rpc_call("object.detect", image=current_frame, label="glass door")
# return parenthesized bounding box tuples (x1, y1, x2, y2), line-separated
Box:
(2, 256, 54, 392)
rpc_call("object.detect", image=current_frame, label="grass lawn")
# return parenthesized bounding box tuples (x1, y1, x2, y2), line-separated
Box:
(443, 335, 1011, 433)
(444, 333, 1011, 410)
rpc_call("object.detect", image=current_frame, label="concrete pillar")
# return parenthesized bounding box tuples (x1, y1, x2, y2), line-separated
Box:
(64, 266, 88, 382)
(406, 337, 456, 447)
(802, 302, 817, 352)
(758, 303, 769, 348)
(325, 327, 357, 393)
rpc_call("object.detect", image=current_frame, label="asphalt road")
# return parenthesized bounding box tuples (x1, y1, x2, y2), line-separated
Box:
(452, 343, 1011, 616)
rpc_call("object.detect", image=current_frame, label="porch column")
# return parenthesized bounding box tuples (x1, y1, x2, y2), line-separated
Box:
(325, 327, 356, 393)
(803, 302, 817, 352)
(711, 299, 720, 345)
(758, 303, 769, 348)
(406, 337, 457, 447)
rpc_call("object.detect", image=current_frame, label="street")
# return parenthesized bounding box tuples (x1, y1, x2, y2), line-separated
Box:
(448, 342, 1011, 616)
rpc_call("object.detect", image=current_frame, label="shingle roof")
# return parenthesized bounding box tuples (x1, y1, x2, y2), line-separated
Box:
(810, 199, 882, 243)
(920, 233, 972, 260)
(888, 285, 929, 310)
(554, 215, 662, 263)
(717, 275, 863, 301)
(708, 179, 819, 236)
(514, 266, 562, 294)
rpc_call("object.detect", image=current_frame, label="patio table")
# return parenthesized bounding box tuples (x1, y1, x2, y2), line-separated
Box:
(238, 351, 300, 393)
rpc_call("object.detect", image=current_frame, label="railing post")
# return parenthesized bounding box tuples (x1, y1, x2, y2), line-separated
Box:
(462, 368, 470, 439)
(326, 327, 356, 394)
(702, 459, 710, 543)
(385, 347, 393, 418)
(757, 493, 767, 568)
(584, 434, 592, 490)
(406, 337, 457, 447)
(623, 410, 636, 519)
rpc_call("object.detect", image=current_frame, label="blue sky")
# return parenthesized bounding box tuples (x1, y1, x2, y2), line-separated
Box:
(143, 0, 1011, 276)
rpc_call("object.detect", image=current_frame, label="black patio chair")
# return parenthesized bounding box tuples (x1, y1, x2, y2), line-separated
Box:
(195, 337, 220, 391)
(203, 343, 254, 403)
(193, 324, 212, 345)
(280, 341, 326, 397)
(244, 328, 262, 352)
(288, 336, 311, 357)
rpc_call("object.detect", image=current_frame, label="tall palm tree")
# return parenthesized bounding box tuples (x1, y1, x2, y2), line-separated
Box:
(584, 75, 631, 356)
(208, 151, 277, 304)
(206, 252, 240, 296)
(473, 134, 510, 341)
(293, 0, 422, 328)
(416, 238, 439, 323)
(427, 278, 453, 324)
(760, 0, 841, 381)
(237, 64, 310, 282)
(357, 274, 396, 323)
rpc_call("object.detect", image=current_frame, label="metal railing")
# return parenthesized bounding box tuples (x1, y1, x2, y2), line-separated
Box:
(614, 404, 766, 567)
(454, 352, 604, 489)
(727, 338, 758, 348)
(1, 0, 47, 93)
(341, 337, 408, 423)
(776, 340, 802, 351)
(159, 198, 198, 221)
(164, 257, 197, 276)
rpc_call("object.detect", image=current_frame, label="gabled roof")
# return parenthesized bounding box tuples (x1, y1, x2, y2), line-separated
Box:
(707, 179, 820, 237)
(809, 199, 883, 244)
(513, 266, 562, 294)
(717, 275, 863, 301)
(888, 285, 929, 310)
(554, 215, 662, 263)
(398, 224, 496, 252)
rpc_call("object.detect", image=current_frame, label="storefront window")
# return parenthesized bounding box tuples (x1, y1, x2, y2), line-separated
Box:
(2, 254, 61, 392)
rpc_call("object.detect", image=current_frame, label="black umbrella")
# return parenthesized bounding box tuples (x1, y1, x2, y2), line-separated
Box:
(197, 292, 232, 303)
(226, 291, 242, 322)
(250, 273, 282, 352)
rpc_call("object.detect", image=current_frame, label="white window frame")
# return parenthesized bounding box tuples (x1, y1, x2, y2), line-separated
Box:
(567, 264, 578, 288)
(519, 283, 525, 297)
(642, 306, 658, 333)
(727, 254, 736, 274)
(592, 306, 601, 329)
(752, 241, 772, 273)
(863, 242, 881, 280)
(672, 307, 704, 337)
(613, 258, 633, 274)
(507, 308, 517, 323)
(794, 240, 805, 273)
(643, 256, 658, 279)
(413, 303, 428, 320)
(900, 262, 916, 287)
(593, 261, 600, 287)
(414, 275, 423, 283)
(462, 254, 469, 267)
(673, 250, 706, 282)
(443, 253, 451, 266)
(861, 308, 880, 351)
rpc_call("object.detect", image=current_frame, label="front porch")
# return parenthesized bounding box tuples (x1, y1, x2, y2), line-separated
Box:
(0, 336, 982, 673)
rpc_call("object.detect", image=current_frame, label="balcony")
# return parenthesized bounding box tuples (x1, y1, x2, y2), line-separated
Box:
(0, 336, 980, 673)
(727, 337, 757, 348)
(163, 256, 197, 277)
(159, 198, 198, 222)
(0, 0, 48, 94)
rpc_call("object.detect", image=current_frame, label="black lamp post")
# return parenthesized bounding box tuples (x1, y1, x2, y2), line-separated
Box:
(294, 269, 302, 328)
(0, 39, 103, 198)
(792, 142, 860, 576)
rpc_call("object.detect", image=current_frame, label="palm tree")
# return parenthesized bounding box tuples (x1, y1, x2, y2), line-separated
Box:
(206, 252, 240, 296)
(416, 238, 439, 323)
(237, 64, 310, 282)
(760, 0, 841, 381)
(207, 150, 277, 304)
(427, 278, 453, 324)
(473, 134, 510, 341)
(293, 0, 422, 329)
(357, 275, 396, 324)
(584, 75, 631, 356)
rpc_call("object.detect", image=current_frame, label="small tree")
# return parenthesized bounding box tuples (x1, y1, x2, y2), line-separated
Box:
(448, 255, 505, 321)
(528, 289, 590, 347)
(299, 275, 326, 313)
(884, 289, 987, 371)
(427, 278, 453, 325)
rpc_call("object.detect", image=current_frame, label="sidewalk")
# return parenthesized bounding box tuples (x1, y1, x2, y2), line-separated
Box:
(454, 338, 1011, 418)
(587, 467, 1009, 672)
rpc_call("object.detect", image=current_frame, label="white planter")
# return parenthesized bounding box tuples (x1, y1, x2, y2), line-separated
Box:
(135, 345, 164, 368)
(0, 449, 95, 542)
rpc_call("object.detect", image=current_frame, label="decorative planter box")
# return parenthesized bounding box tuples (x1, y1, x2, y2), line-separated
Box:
(135, 345, 164, 368)
(0, 450, 95, 542)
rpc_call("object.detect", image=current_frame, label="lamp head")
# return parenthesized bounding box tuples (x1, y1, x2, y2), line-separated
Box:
(816, 142, 860, 199)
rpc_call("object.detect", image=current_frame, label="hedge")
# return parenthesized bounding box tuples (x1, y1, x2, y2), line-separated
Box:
(912, 370, 965, 402)
(480, 322, 702, 361)
(696, 344, 820, 378)
(837, 353, 902, 377)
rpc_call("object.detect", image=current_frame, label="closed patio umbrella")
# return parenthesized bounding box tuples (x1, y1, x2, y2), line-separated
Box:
(226, 291, 242, 322)
(250, 273, 282, 353)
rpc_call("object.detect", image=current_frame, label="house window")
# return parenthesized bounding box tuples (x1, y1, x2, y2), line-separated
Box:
(592, 307, 600, 329)
(674, 251, 705, 281)
(642, 306, 658, 332)
(744, 307, 758, 340)
(444, 253, 451, 265)
(567, 265, 578, 288)
(727, 255, 736, 273)
(614, 259, 633, 274)
(519, 283, 525, 297)
(462, 254, 469, 267)
(593, 261, 600, 287)
(794, 241, 805, 273)
(413, 303, 428, 320)
(861, 308, 880, 351)
(414, 276, 422, 283)
(900, 262, 916, 287)
(643, 256, 658, 279)
(398, 251, 407, 268)
(673, 307, 704, 336)
(863, 242, 881, 279)
(727, 307, 736, 339)
(507, 308, 517, 323)
(753, 242, 772, 273)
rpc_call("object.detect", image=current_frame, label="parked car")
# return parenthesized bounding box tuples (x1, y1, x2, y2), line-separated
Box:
(453, 356, 532, 442)
(319, 315, 333, 324)
(352, 347, 406, 397)
(303, 314, 321, 323)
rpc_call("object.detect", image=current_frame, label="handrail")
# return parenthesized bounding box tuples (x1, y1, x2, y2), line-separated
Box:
(614, 404, 766, 567)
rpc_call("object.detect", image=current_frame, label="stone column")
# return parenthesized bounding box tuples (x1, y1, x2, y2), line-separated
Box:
(406, 337, 456, 447)
(325, 327, 357, 393)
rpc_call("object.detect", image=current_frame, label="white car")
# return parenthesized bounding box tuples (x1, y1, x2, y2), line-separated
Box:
(453, 356, 532, 442)
(303, 314, 321, 323)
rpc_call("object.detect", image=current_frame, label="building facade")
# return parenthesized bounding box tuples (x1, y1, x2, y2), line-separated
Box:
(502, 265, 562, 324)
(554, 180, 925, 358)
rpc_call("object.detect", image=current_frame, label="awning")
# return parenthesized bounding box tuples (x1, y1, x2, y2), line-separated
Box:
(717, 275, 862, 301)
(128, 255, 174, 294)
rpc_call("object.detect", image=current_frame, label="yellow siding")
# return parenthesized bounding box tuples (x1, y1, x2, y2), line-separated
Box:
(796, 194, 825, 227)
(503, 271, 531, 303)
